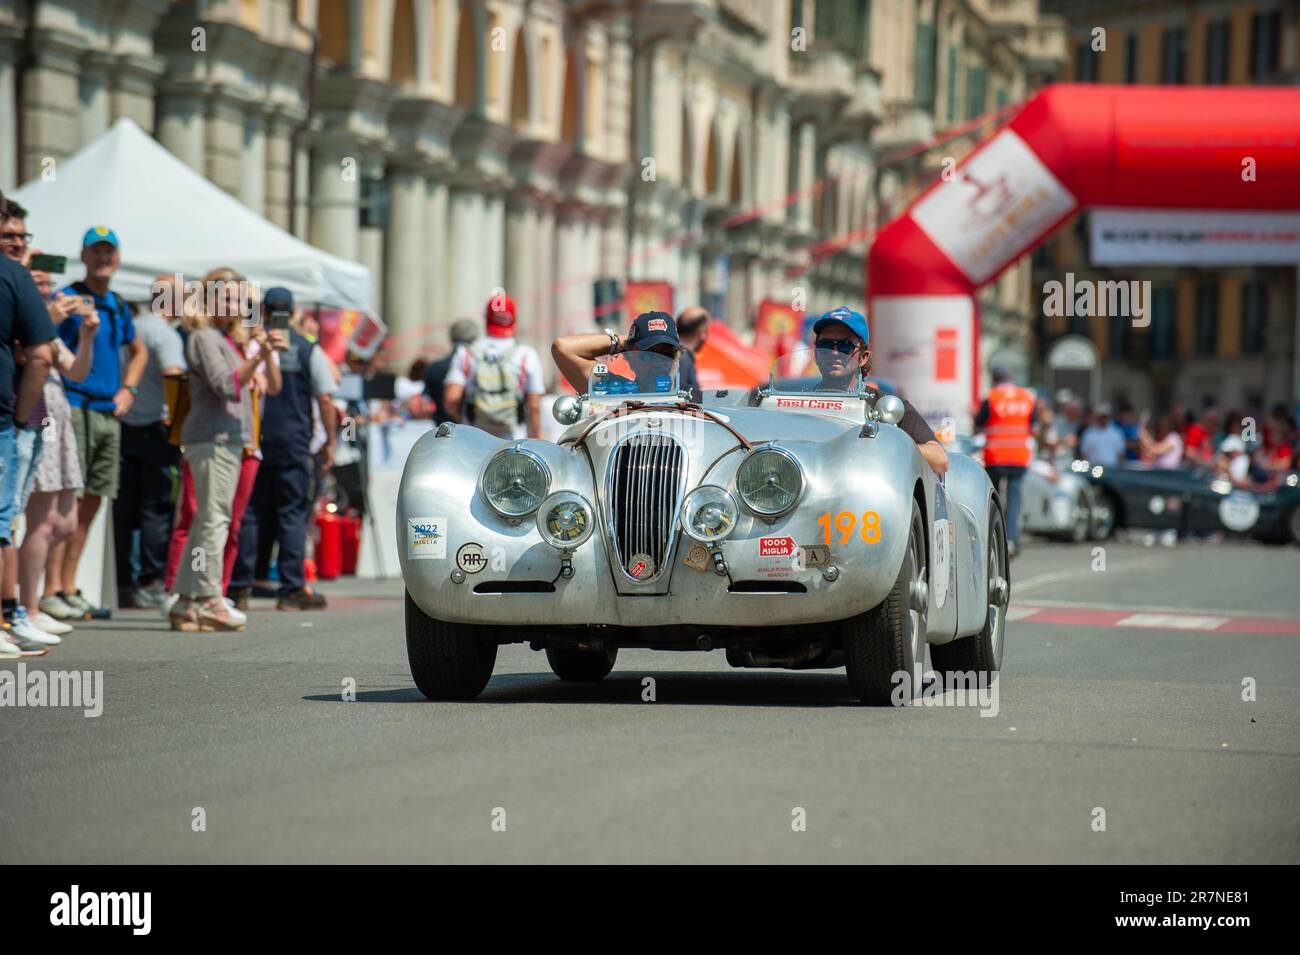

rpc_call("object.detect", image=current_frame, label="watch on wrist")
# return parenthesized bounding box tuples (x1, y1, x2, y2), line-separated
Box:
(126, 385, 139, 396)
(605, 329, 621, 355)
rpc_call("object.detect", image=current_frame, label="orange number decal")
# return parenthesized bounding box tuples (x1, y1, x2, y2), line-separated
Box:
(835, 511, 856, 545)
(818, 512, 832, 546)
(861, 511, 881, 543)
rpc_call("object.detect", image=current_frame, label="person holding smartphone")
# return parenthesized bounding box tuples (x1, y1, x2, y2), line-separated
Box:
(47, 226, 146, 621)
(0, 191, 56, 656)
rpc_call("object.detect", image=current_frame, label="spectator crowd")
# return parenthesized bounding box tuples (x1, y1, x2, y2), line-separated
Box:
(0, 188, 343, 655)
(1035, 391, 1299, 489)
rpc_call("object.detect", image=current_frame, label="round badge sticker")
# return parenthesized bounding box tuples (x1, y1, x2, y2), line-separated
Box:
(455, 542, 487, 574)
(1218, 492, 1260, 532)
(627, 553, 655, 580)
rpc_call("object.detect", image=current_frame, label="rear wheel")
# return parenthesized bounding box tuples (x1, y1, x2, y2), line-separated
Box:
(1288, 505, 1300, 545)
(843, 500, 927, 705)
(1089, 491, 1116, 540)
(546, 645, 618, 681)
(1067, 492, 1089, 542)
(405, 590, 497, 700)
(930, 501, 1008, 677)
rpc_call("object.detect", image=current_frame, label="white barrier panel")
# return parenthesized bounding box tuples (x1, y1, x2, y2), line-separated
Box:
(356, 420, 433, 580)
(871, 295, 976, 436)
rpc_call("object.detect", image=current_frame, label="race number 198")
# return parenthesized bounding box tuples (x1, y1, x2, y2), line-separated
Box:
(818, 511, 880, 545)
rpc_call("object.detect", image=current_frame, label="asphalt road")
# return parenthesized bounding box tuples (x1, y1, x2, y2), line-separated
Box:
(3, 537, 1298, 863)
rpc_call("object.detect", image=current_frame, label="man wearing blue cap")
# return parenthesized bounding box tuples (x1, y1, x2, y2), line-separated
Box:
(812, 306, 948, 475)
(52, 226, 146, 619)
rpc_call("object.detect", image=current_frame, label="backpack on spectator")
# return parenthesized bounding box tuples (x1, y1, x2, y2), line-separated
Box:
(470, 340, 520, 433)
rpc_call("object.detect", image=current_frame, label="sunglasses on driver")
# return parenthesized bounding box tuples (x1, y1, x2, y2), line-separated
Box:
(815, 338, 861, 355)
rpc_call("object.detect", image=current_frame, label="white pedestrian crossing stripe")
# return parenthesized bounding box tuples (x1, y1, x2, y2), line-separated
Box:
(1115, 613, 1228, 631)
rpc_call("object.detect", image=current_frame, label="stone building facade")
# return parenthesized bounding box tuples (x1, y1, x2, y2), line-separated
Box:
(1, 0, 1063, 378)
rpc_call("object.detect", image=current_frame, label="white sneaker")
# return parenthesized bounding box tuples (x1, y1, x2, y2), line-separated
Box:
(222, 597, 248, 626)
(159, 593, 180, 620)
(31, 612, 73, 636)
(11, 614, 61, 646)
(1, 635, 45, 657)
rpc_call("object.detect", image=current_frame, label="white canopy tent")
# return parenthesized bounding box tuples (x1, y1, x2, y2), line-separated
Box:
(10, 117, 371, 310)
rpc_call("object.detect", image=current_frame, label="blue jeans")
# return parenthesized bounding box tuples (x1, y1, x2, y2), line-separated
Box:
(0, 426, 18, 544)
(986, 465, 1026, 546)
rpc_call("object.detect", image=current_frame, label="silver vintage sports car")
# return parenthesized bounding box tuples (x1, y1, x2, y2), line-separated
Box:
(398, 348, 1008, 705)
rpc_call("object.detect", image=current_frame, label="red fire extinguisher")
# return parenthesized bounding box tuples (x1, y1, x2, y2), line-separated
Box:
(315, 510, 342, 580)
(340, 513, 361, 575)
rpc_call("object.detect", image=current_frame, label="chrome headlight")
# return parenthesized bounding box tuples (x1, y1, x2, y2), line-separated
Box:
(680, 485, 739, 543)
(736, 447, 803, 516)
(536, 491, 594, 549)
(481, 448, 550, 518)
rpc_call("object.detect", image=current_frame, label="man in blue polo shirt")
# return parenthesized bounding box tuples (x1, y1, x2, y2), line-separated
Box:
(48, 226, 146, 620)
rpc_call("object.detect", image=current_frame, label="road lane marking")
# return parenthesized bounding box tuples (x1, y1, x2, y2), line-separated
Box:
(1008, 602, 1300, 636)
(1115, 613, 1228, 631)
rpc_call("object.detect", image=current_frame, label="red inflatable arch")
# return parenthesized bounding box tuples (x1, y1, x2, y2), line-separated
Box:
(867, 83, 1300, 431)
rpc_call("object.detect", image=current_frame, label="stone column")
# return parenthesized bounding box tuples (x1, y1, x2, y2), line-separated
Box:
(20, 34, 83, 180)
(308, 136, 361, 263)
(424, 172, 450, 332)
(384, 166, 429, 362)
(239, 110, 267, 215)
(205, 93, 246, 196)
(505, 191, 539, 351)
(78, 52, 113, 146)
(448, 185, 487, 319)
(156, 86, 206, 173)
(0, 30, 18, 189)
(358, 156, 386, 325)
(534, 196, 558, 348)
(264, 111, 296, 231)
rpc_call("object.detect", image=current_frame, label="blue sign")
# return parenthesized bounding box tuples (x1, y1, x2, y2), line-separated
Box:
(655, 375, 673, 393)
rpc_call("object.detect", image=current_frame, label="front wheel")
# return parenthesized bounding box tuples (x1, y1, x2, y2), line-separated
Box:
(545, 645, 618, 681)
(930, 500, 1008, 677)
(843, 500, 927, 705)
(405, 590, 497, 700)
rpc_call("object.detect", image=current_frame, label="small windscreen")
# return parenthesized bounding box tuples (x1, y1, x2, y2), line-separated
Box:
(588, 351, 681, 400)
(769, 345, 865, 394)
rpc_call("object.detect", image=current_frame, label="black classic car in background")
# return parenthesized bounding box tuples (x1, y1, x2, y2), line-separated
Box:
(1083, 464, 1300, 544)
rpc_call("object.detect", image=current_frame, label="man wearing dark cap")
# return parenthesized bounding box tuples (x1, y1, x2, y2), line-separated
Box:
(552, 310, 686, 395)
(229, 287, 337, 611)
(811, 307, 948, 475)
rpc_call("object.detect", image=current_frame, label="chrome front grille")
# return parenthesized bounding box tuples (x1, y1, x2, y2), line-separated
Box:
(606, 434, 685, 581)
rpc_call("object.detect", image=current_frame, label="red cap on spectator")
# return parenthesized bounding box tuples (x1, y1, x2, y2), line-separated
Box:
(485, 293, 517, 338)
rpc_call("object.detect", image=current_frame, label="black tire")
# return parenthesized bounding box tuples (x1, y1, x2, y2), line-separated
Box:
(1067, 492, 1089, 543)
(1089, 490, 1117, 541)
(405, 590, 497, 700)
(1288, 506, 1300, 546)
(930, 500, 1008, 677)
(545, 646, 618, 681)
(843, 500, 927, 705)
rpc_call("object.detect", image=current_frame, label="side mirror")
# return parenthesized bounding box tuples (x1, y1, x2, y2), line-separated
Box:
(876, 394, 905, 425)
(553, 395, 582, 426)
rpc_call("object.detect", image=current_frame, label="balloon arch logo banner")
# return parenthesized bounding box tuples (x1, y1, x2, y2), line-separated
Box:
(866, 84, 1300, 433)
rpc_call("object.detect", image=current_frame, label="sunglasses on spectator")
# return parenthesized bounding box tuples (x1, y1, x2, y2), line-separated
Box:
(815, 338, 860, 355)
(0, 231, 32, 244)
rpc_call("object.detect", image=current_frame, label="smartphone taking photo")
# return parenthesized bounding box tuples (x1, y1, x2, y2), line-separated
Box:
(29, 253, 67, 273)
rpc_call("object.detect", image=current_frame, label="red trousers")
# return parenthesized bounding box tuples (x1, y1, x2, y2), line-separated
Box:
(164, 454, 260, 595)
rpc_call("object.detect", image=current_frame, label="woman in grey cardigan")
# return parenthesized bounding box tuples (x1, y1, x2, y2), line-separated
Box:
(169, 279, 283, 631)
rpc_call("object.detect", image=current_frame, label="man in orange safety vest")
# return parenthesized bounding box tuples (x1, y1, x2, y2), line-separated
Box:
(974, 365, 1036, 556)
